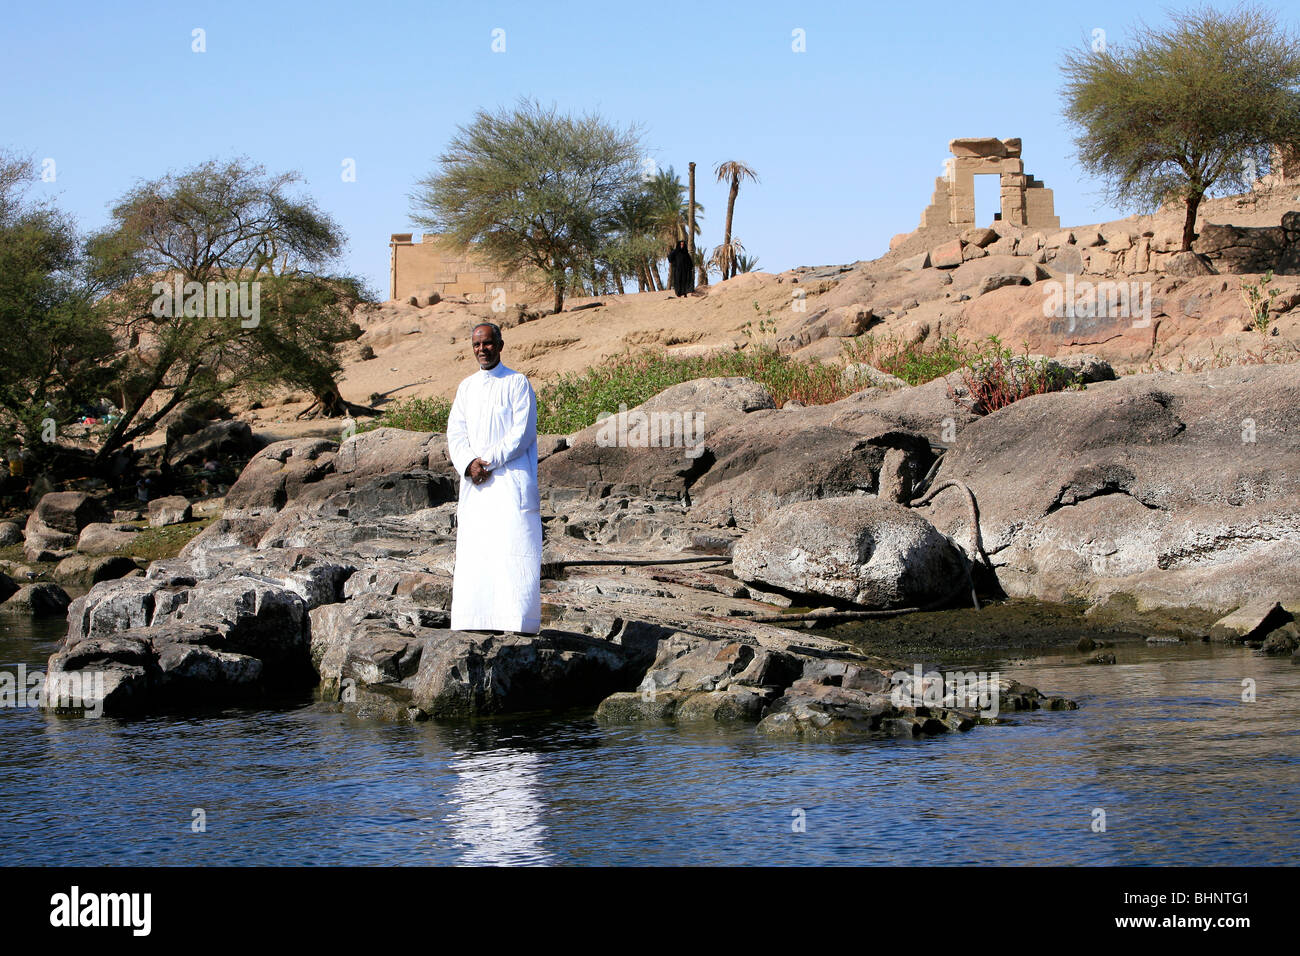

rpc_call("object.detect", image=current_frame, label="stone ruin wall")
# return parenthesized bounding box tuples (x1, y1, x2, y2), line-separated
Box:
(389, 233, 538, 305)
(893, 210, 1300, 282)
(904, 137, 1299, 276)
(1257, 144, 1300, 188)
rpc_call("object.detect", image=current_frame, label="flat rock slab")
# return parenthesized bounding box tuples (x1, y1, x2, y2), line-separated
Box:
(1209, 600, 1293, 642)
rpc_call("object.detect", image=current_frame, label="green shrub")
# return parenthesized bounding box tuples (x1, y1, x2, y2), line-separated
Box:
(535, 346, 852, 433)
(841, 333, 968, 385)
(361, 396, 451, 433)
(362, 334, 1043, 438)
(1240, 270, 1281, 335)
(956, 336, 1073, 414)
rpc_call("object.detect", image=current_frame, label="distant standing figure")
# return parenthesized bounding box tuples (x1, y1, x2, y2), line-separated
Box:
(667, 240, 695, 297)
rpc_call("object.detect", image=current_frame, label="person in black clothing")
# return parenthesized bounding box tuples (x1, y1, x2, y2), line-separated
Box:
(667, 240, 695, 297)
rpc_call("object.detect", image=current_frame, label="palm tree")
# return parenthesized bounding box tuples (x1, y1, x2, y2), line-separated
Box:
(709, 236, 745, 277)
(646, 167, 704, 245)
(713, 160, 759, 280)
(688, 161, 703, 286)
(604, 189, 662, 292)
(735, 252, 761, 273)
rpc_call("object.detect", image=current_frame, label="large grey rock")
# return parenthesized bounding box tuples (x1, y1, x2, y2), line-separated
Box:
(310, 595, 435, 691)
(22, 529, 77, 563)
(167, 419, 262, 468)
(77, 522, 140, 556)
(2, 582, 71, 617)
(53, 554, 139, 588)
(219, 430, 455, 549)
(62, 571, 314, 686)
(24, 492, 109, 562)
(155, 578, 308, 675)
(541, 377, 776, 499)
(148, 495, 193, 527)
(921, 365, 1300, 615)
(0, 521, 22, 546)
(690, 418, 935, 529)
(733, 497, 969, 608)
(410, 629, 648, 719)
(223, 437, 338, 514)
(309, 585, 671, 720)
(151, 548, 354, 610)
(333, 427, 450, 479)
(42, 622, 265, 715)
(27, 491, 109, 536)
(0, 571, 16, 603)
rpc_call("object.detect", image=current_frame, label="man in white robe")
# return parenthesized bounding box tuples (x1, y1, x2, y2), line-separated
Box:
(446, 322, 542, 634)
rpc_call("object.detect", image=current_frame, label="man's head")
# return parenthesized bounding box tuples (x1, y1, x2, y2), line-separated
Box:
(471, 323, 504, 370)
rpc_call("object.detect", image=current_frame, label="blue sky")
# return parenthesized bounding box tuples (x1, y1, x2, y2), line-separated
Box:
(4, 0, 1289, 298)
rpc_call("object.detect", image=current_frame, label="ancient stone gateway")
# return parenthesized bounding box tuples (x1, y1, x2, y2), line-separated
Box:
(920, 137, 1060, 231)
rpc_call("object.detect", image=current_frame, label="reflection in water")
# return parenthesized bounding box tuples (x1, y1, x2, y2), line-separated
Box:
(444, 749, 551, 866)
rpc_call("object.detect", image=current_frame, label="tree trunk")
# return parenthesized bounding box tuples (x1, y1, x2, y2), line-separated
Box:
(686, 160, 696, 283)
(552, 277, 564, 315)
(650, 259, 664, 291)
(1181, 191, 1203, 251)
(722, 174, 739, 280)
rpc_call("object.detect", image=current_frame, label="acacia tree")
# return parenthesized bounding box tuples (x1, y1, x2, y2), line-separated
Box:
(85, 158, 367, 463)
(1061, 6, 1300, 251)
(410, 99, 643, 314)
(0, 151, 117, 468)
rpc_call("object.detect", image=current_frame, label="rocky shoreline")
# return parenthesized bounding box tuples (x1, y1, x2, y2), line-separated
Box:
(10, 362, 1300, 737)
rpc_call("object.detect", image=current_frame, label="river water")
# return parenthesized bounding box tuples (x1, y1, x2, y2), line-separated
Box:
(2, 615, 1296, 866)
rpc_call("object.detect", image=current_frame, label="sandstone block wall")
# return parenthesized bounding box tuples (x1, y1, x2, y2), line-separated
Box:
(910, 210, 1300, 280)
(389, 233, 537, 303)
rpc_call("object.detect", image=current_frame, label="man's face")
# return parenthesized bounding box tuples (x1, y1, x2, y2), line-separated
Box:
(472, 325, 502, 369)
